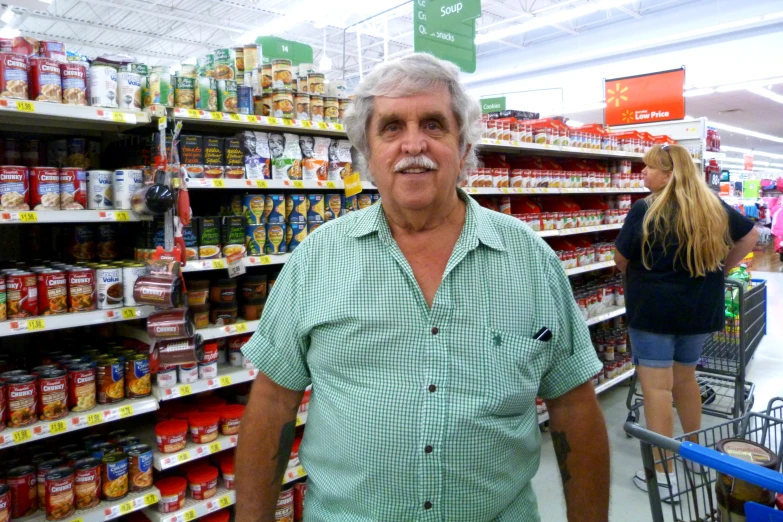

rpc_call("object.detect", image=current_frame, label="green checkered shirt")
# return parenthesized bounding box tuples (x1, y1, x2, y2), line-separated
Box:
(243, 189, 602, 522)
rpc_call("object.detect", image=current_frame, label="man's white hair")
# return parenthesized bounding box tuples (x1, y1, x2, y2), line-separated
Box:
(343, 53, 481, 183)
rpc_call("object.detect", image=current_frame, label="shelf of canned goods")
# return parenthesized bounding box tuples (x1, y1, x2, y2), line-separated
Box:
(461, 187, 649, 195)
(143, 484, 235, 522)
(477, 138, 646, 159)
(181, 254, 291, 273)
(0, 99, 150, 131)
(152, 365, 261, 402)
(585, 307, 627, 327)
(183, 178, 378, 191)
(15, 488, 161, 522)
(0, 306, 155, 338)
(536, 223, 624, 238)
(564, 261, 616, 277)
(0, 210, 152, 224)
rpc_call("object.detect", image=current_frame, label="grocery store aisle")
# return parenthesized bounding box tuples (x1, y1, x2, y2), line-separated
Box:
(533, 273, 783, 522)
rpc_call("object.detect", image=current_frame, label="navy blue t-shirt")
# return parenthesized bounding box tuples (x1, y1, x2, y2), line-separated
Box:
(615, 197, 754, 335)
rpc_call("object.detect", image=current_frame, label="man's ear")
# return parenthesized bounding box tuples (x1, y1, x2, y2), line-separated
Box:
(460, 144, 472, 171)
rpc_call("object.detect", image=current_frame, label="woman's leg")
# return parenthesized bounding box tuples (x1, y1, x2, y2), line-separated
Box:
(636, 366, 675, 473)
(672, 362, 701, 442)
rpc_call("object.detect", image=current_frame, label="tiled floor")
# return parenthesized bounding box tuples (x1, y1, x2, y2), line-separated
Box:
(532, 271, 783, 522)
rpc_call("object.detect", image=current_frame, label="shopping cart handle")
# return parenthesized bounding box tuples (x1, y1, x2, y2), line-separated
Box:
(680, 442, 783, 492)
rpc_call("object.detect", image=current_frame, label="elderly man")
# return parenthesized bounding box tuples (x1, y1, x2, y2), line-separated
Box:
(237, 53, 610, 522)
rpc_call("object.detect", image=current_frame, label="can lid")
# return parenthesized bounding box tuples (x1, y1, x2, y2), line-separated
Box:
(45, 466, 74, 481)
(38, 459, 65, 471)
(187, 412, 220, 428)
(155, 476, 187, 496)
(186, 465, 218, 484)
(126, 444, 152, 456)
(155, 419, 188, 436)
(40, 369, 67, 379)
(7, 374, 35, 384)
(219, 404, 246, 419)
(7, 465, 35, 477)
(73, 457, 102, 470)
(101, 452, 127, 464)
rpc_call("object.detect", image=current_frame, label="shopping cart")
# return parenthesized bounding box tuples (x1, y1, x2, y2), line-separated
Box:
(624, 397, 783, 522)
(626, 279, 766, 421)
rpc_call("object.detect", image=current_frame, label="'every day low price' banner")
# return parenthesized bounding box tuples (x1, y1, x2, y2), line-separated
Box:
(604, 68, 686, 126)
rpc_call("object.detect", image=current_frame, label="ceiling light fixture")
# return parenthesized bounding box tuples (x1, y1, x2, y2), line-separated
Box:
(0, 26, 19, 38)
(1, 8, 14, 24)
(747, 86, 783, 105)
(565, 120, 584, 127)
(708, 121, 783, 145)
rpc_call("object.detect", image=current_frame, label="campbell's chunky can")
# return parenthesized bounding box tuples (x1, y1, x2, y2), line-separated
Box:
(38, 369, 68, 421)
(0, 165, 29, 211)
(59, 63, 87, 106)
(67, 363, 96, 412)
(59, 168, 87, 210)
(45, 467, 75, 520)
(0, 52, 28, 100)
(6, 271, 37, 318)
(7, 374, 37, 428)
(39, 41, 66, 63)
(67, 267, 95, 312)
(30, 167, 61, 210)
(38, 270, 67, 315)
(7, 465, 37, 518)
(29, 56, 62, 103)
(73, 458, 100, 510)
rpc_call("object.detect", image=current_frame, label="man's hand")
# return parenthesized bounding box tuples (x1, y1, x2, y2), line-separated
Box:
(235, 372, 304, 522)
(545, 381, 610, 522)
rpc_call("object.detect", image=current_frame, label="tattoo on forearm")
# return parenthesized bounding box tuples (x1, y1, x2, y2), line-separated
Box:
(271, 421, 296, 486)
(552, 431, 572, 485)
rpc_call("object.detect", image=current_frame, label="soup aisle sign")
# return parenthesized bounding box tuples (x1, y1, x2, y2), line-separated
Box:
(604, 68, 686, 126)
(413, 0, 481, 73)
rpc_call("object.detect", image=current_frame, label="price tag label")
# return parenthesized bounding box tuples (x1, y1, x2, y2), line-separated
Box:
(157, 115, 167, 129)
(13, 429, 32, 444)
(177, 452, 190, 463)
(259, 256, 271, 265)
(227, 113, 240, 122)
(26, 319, 45, 331)
(119, 405, 133, 418)
(212, 179, 226, 188)
(267, 117, 279, 125)
(227, 253, 245, 279)
(219, 375, 232, 387)
(247, 115, 258, 123)
(49, 420, 67, 435)
(86, 412, 104, 425)
(282, 118, 293, 126)
(209, 442, 222, 454)
(334, 123, 344, 131)
(255, 180, 268, 188)
(218, 496, 231, 508)
(179, 384, 192, 397)
(211, 259, 226, 269)
(325, 181, 337, 189)
(121, 308, 137, 320)
(211, 112, 223, 120)
(114, 211, 130, 222)
(317, 122, 328, 129)
(15, 101, 34, 112)
(144, 493, 158, 506)
(17, 211, 37, 223)
(119, 501, 133, 514)
(500, 188, 509, 194)
(183, 509, 197, 521)
(187, 110, 200, 118)
(234, 323, 248, 334)
(293, 181, 304, 188)
(301, 120, 312, 128)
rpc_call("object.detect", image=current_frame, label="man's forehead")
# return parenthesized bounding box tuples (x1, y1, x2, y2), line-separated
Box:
(371, 88, 454, 121)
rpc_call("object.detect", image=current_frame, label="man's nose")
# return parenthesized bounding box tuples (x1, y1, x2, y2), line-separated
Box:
(401, 126, 428, 156)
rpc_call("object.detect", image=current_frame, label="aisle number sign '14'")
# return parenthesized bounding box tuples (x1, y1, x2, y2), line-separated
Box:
(413, 0, 481, 73)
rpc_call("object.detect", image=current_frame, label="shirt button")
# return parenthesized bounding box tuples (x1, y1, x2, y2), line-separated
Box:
(431, 327, 439, 335)
(425, 445, 433, 453)
(428, 384, 437, 393)
(424, 501, 433, 510)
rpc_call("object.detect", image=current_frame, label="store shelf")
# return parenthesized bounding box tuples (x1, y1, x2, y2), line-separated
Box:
(478, 138, 645, 160)
(143, 484, 235, 522)
(17, 488, 160, 522)
(535, 223, 624, 238)
(585, 306, 626, 326)
(182, 254, 291, 273)
(595, 368, 635, 395)
(198, 320, 260, 341)
(564, 260, 616, 276)
(284, 464, 307, 485)
(0, 209, 152, 224)
(0, 396, 159, 449)
(0, 99, 149, 131)
(463, 187, 649, 195)
(0, 305, 155, 338)
(149, 106, 348, 137)
(154, 365, 260, 401)
(184, 178, 377, 191)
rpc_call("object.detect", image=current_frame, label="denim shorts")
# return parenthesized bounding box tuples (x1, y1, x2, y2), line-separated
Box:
(629, 328, 711, 368)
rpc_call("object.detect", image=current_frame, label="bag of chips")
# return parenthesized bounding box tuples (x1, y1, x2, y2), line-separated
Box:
(271, 132, 302, 180)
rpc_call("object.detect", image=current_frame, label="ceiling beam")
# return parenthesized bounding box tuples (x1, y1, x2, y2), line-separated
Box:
(615, 5, 642, 18)
(548, 22, 579, 35)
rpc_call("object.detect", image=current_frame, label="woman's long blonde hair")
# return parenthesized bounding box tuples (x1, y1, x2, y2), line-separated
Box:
(641, 144, 731, 277)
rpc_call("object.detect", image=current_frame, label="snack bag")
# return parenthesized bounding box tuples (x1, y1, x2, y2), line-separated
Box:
(327, 140, 353, 181)
(239, 131, 271, 180)
(270, 133, 302, 180)
(300, 136, 330, 181)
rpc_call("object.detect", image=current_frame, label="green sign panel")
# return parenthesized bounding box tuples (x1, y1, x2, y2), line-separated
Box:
(256, 37, 313, 66)
(413, 0, 480, 73)
(480, 96, 505, 113)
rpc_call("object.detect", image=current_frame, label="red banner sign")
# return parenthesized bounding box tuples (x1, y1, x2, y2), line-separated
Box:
(744, 154, 754, 171)
(604, 68, 685, 126)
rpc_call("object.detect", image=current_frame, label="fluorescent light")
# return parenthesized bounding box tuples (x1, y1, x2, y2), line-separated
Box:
(566, 120, 584, 127)
(748, 86, 783, 105)
(683, 88, 715, 97)
(0, 26, 19, 38)
(476, 0, 636, 45)
(709, 121, 783, 145)
(1, 8, 14, 24)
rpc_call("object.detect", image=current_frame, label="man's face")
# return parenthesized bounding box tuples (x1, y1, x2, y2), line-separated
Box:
(269, 134, 284, 158)
(300, 137, 315, 158)
(367, 84, 467, 212)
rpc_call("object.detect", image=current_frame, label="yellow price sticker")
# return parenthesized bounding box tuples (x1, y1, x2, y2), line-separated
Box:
(326, 181, 336, 189)
(282, 118, 293, 126)
(119, 405, 133, 418)
(15, 101, 34, 112)
(293, 181, 304, 188)
(187, 110, 200, 118)
(218, 496, 231, 508)
(255, 180, 268, 188)
(259, 256, 271, 265)
(267, 117, 279, 125)
(19, 212, 37, 222)
(72, 518, 83, 522)
(234, 323, 248, 334)
(112, 112, 128, 123)
(343, 173, 362, 198)
(177, 452, 190, 462)
(144, 493, 158, 506)
(212, 179, 226, 188)
(121, 308, 137, 320)
(119, 501, 133, 514)
(13, 429, 32, 444)
(184, 509, 197, 522)
(247, 115, 258, 123)
(114, 211, 130, 222)
(86, 412, 104, 426)
(49, 420, 67, 435)
(317, 122, 328, 129)
(179, 384, 192, 396)
(172, 178, 181, 189)
(26, 319, 45, 331)
(229, 113, 242, 122)
(219, 375, 232, 387)
(301, 120, 312, 128)
(334, 123, 344, 131)
(211, 112, 224, 120)
(209, 442, 222, 454)
(211, 259, 226, 269)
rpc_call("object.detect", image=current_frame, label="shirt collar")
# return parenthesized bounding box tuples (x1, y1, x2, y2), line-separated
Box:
(345, 188, 506, 252)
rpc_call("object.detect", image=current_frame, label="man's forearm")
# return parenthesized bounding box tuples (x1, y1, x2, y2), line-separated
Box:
(725, 228, 759, 274)
(546, 383, 610, 522)
(235, 374, 303, 522)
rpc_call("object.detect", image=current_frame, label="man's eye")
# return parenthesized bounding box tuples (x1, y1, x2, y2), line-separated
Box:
(385, 124, 400, 132)
(425, 121, 442, 131)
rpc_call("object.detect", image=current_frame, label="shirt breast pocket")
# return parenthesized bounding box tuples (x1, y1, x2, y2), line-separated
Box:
(481, 328, 549, 418)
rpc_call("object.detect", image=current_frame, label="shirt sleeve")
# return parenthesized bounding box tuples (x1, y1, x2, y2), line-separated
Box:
(538, 256, 604, 400)
(241, 246, 312, 391)
(614, 199, 647, 261)
(721, 200, 755, 242)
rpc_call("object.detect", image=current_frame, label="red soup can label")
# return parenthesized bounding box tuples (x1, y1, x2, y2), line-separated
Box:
(68, 268, 95, 312)
(7, 378, 37, 428)
(0, 485, 10, 522)
(0, 52, 28, 100)
(0, 165, 29, 211)
(38, 372, 68, 421)
(38, 271, 67, 315)
(59, 168, 87, 209)
(30, 167, 61, 210)
(29, 56, 62, 103)
(6, 272, 37, 318)
(60, 64, 87, 106)
(7, 469, 36, 518)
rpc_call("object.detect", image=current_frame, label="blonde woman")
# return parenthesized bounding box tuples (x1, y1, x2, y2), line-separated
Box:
(614, 144, 758, 497)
